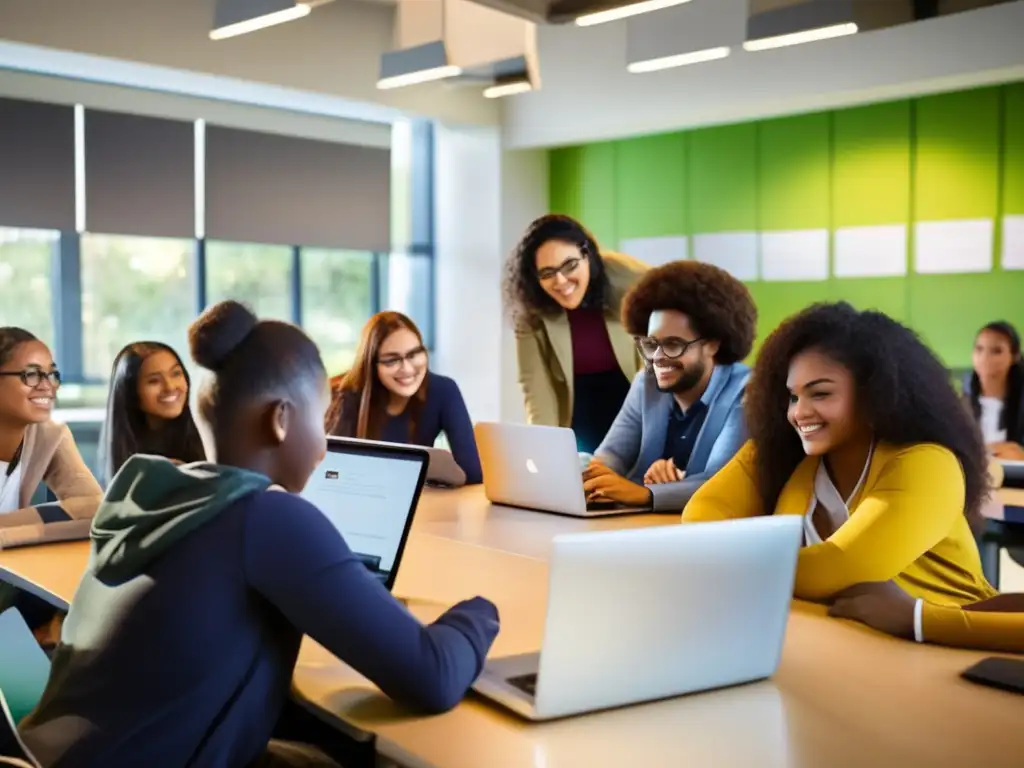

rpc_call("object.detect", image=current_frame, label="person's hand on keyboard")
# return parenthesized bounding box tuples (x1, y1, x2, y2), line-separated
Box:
(583, 467, 652, 507)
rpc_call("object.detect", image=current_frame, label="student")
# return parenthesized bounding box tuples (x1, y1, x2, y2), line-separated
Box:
(582, 261, 756, 511)
(98, 341, 206, 485)
(19, 301, 500, 767)
(829, 581, 1024, 654)
(963, 321, 1024, 459)
(325, 311, 482, 485)
(504, 214, 648, 454)
(682, 302, 998, 606)
(0, 327, 101, 528)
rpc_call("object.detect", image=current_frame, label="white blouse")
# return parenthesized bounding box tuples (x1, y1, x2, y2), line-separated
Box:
(978, 396, 1007, 445)
(0, 460, 24, 515)
(803, 444, 874, 546)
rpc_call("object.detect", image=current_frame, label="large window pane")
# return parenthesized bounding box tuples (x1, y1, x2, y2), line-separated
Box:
(81, 234, 195, 380)
(300, 248, 374, 375)
(0, 227, 56, 344)
(206, 241, 292, 321)
(378, 252, 432, 349)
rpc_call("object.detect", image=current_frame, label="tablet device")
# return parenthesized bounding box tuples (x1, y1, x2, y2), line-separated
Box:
(961, 656, 1024, 695)
(300, 437, 428, 591)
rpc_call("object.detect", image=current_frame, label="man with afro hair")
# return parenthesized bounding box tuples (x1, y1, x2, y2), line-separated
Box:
(582, 260, 757, 511)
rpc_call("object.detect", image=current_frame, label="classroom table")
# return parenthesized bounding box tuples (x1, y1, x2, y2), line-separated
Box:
(3, 488, 1024, 767)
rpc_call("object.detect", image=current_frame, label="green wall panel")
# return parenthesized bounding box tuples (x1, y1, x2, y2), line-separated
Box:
(914, 88, 1001, 221)
(688, 123, 757, 233)
(549, 146, 582, 220)
(548, 142, 618, 247)
(832, 101, 912, 228)
(828, 278, 908, 322)
(1004, 82, 1024, 215)
(747, 282, 827, 352)
(757, 113, 831, 230)
(615, 132, 688, 239)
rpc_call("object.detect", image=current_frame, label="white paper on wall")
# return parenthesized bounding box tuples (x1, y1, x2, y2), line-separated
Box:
(914, 218, 993, 274)
(760, 229, 829, 281)
(833, 224, 907, 277)
(692, 231, 758, 281)
(1001, 215, 1024, 270)
(618, 235, 689, 266)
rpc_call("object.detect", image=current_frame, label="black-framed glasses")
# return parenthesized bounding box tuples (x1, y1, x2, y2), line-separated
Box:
(537, 256, 583, 282)
(377, 347, 427, 369)
(0, 369, 62, 388)
(635, 336, 704, 361)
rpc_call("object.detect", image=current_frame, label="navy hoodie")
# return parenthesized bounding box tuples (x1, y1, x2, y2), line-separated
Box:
(18, 456, 499, 767)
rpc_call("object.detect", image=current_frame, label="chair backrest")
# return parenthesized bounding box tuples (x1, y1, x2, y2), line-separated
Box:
(0, 608, 50, 728)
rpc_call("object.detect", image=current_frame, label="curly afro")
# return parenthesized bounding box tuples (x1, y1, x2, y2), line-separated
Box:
(620, 260, 757, 364)
(746, 301, 989, 524)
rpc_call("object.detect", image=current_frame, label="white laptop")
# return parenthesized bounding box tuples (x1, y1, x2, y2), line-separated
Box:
(300, 437, 429, 590)
(472, 515, 803, 720)
(474, 422, 649, 517)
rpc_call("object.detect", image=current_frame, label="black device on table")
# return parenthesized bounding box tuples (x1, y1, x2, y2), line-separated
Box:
(961, 657, 1024, 695)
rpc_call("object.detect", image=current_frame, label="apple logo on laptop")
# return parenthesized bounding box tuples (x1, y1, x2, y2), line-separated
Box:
(525, 459, 539, 474)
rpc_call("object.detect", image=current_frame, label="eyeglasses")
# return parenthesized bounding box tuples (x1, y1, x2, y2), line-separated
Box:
(537, 257, 583, 282)
(0, 369, 62, 388)
(635, 336, 704, 361)
(377, 347, 427, 369)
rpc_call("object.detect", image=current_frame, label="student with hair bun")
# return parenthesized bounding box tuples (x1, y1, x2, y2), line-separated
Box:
(20, 301, 500, 767)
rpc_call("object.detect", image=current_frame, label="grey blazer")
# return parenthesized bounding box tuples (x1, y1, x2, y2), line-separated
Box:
(594, 363, 750, 512)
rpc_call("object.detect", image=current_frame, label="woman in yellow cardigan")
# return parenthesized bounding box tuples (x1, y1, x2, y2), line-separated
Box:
(504, 215, 648, 454)
(683, 303, 1000, 625)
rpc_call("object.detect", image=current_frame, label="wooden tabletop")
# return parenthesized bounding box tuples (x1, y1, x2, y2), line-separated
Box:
(4, 488, 1024, 767)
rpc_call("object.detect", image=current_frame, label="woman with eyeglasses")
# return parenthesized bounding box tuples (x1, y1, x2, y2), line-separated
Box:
(0, 326, 101, 528)
(504, 214, 648, 454)
(326, 311, 482, 484)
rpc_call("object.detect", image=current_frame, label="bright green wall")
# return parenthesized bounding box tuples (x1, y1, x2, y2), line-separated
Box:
(548, 82, 1024, 368)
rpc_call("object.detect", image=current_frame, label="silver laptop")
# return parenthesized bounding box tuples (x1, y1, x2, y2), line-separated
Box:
(299, 437, 429, 590)
(474, 422, 649, 517)
(472, 515, 803, 720)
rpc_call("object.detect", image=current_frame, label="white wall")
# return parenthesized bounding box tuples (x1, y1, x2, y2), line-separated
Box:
(0, 0, 497, 127)
(503, 0, 1024, 148)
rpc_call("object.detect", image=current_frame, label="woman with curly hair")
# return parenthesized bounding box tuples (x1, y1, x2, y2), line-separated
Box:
(682, 302, 1011, 649)
(504, 214, 647, 453)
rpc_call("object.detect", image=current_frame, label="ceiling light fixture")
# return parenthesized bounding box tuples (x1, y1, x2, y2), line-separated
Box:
(627, 45, 730, 74)
(575, 0, 693, 28)
(743, 21, 858, 51)
(483, 79, 533, 98)
(378, 64, 464, 90)
(210, 0, 311, 41)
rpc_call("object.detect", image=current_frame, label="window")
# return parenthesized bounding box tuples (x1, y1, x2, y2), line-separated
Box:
(206, 241, 292, 321)
(80, 233, 196, 380)
(378, 252, 433, 348)
(300, 248, 375, 375)
(0, 227, 57, 345)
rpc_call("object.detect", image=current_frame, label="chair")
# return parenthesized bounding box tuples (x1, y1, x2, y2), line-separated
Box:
(979, 460, 1024, 585)
(0, 609, 48, 765)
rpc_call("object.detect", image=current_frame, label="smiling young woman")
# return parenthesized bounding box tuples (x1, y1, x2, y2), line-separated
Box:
(98, 341, 207, 484)
(504, 214, 649, 454)
(681, 302, 997, 610)
(0, 326, 101, 528)
(325, 311, 482, 484)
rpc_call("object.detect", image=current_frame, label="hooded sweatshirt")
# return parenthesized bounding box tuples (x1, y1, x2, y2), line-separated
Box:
(18, 456, 499, 767)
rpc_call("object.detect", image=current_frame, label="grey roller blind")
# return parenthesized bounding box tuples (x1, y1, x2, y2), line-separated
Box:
(205, 126, 391, 251)
(85, 109, 195, 238)
(0, 97, 76, 230)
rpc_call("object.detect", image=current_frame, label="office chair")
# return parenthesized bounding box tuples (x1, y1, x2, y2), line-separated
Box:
(0, 608, 48, 766)
(0, 690, 39, 767)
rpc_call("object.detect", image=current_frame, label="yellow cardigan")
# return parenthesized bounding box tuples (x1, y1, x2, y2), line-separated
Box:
(682, 441, 998, 604)
(922, 604, 1023, 653)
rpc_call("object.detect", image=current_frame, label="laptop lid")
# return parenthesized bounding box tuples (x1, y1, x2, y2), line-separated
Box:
(532, 515, 802, 719)
(300, 437, 428, 590)
(475, 422, 587, 514)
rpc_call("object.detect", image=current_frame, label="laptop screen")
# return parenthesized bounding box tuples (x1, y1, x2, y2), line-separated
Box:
(300, 438, 428, 589)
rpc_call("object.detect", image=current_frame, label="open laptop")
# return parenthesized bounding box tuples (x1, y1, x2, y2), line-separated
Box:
(474, 422, 649, 517)
(300, 437, 429, 590)
(999, 459, 1024, 488)
(472, 514, 803, 720)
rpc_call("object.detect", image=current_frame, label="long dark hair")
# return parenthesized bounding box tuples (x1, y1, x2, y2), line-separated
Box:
(746, 302, 989, 525)
(325, 311, 427, 441)
(0, 327, 38, 368)
(969, 321, 1023, 438)
(99, 341, 205, 484)
(503, 214, 610, 329)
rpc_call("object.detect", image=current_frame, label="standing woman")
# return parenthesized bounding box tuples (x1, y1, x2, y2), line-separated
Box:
(963, 321, 1024, 459)
(0, 327, 101, 528)
(326, 311, 482, 484)
(504, 214, 648, 454)
(98, 341, 207, 485)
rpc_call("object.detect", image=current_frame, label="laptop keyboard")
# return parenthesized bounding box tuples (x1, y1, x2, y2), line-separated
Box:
(585, 498, 624, 511)
(507, 673, 538, 696)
